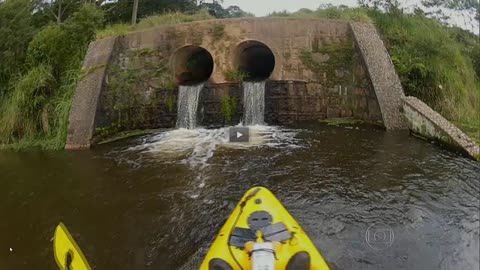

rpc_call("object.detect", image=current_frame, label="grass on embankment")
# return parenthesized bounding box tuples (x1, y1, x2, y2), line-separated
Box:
(271, 7, 480, 143)
(369, 11, 480, 143)
(96, 10, 214, 39)
(269, 7, 373, 24)
(0, 67, 79, 151)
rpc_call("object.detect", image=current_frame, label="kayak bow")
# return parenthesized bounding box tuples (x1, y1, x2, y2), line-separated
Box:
(53, 223, 91, 270)
(200, 186, 330, 270)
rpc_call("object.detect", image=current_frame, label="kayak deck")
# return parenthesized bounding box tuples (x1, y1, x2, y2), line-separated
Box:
(200, 187, 330, 270)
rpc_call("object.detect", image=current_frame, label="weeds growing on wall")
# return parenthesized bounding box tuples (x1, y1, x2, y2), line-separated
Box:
(163, 95, 176, 112)
(224, 69, 248, 83)
(105, 64, 147, 130)
(221, 95, 238, 123)
(103, 49, 177, 136)
(300, 40, 354, 85)
(212, 23, 225, 40)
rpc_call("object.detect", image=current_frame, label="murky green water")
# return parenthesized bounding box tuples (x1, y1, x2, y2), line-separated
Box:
(0, 124, 479, 270)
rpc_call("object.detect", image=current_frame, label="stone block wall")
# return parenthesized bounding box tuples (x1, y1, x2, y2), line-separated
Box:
(92, 40, 178, 141)
(200, 83, 244, 127)
(265, 80, 382, 125)
(84, 18, 386, 142)
(193, 79, 382, 129)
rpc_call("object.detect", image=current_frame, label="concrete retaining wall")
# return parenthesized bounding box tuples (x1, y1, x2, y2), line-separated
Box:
(65, 18, 411, 149)
(66, 37, 117, 149)
(351, 22, 407, 130)
(403, 96, 479, 159)
(116, 17, 354, 83)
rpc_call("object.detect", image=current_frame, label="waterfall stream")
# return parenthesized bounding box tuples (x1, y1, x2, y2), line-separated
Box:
(176, 83, 204, 129)
(243, 81, 265, 125)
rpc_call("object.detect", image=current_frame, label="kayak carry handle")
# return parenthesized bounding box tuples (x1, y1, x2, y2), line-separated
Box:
(65, 251, 73, 270)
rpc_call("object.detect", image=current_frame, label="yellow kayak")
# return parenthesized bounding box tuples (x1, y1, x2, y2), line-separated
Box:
(200, 187, 331, 270)
(53, 223, 91, 270)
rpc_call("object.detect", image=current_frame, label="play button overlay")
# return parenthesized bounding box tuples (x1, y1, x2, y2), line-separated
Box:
(229, 127, 249, 142)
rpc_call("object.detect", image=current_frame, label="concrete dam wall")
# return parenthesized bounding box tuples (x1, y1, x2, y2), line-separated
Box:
(66, 18, 409, 149)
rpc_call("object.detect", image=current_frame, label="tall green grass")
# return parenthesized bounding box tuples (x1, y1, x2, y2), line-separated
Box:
(96, 10, 214, 39)
(0, 67, 79, 150)
(0, 65, 55, 143)
(0, 4, 102, 150)
(269, 7, 372, 23)
(273, 7, 479, 142)
(368, 10, 479, 140)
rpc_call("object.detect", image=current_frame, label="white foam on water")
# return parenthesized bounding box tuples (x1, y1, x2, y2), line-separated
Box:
(123, 125, 301, 197)
(126, 125, 301, 168)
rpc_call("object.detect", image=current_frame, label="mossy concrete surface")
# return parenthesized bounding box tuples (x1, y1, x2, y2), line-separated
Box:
(403, 96, 480, 160)
(351, 22, 407, 130)
(66, 36, 117, 150)
(94, 44, 178, 139)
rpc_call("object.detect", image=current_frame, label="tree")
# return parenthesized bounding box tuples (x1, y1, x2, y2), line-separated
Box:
(198, 0, 252, 18)
(35, 0, 83, 24)
(0, 4, 105, 142)
(102, 0, 197, 24)
(225, 5, 254, 18)
(0, 0, 36, 96)
(358, 0, 403, 13)
(422, 0, 479, 36)
(131, 0, 138, 25)
(198, 0, 227, 17)
(27, 4, 104, 77)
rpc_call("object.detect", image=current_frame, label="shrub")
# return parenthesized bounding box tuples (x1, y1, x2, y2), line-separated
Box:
(270, 6, 372, 23)
(26, 25, 67, 71)
(0, 4, 105, 149)
(221, 95, 238, 122)
(224, 69, 248, 83)
(0, 0, 36, 95)
(0, 65, 56, 142)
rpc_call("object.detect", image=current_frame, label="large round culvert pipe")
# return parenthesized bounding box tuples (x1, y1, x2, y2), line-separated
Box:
(235, 40, 275, 81)
(172, 45, 214, 85)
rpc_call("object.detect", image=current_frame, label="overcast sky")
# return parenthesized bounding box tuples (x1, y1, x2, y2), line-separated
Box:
(221, 0, 478, 33)
(222, 0, 358, 16)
